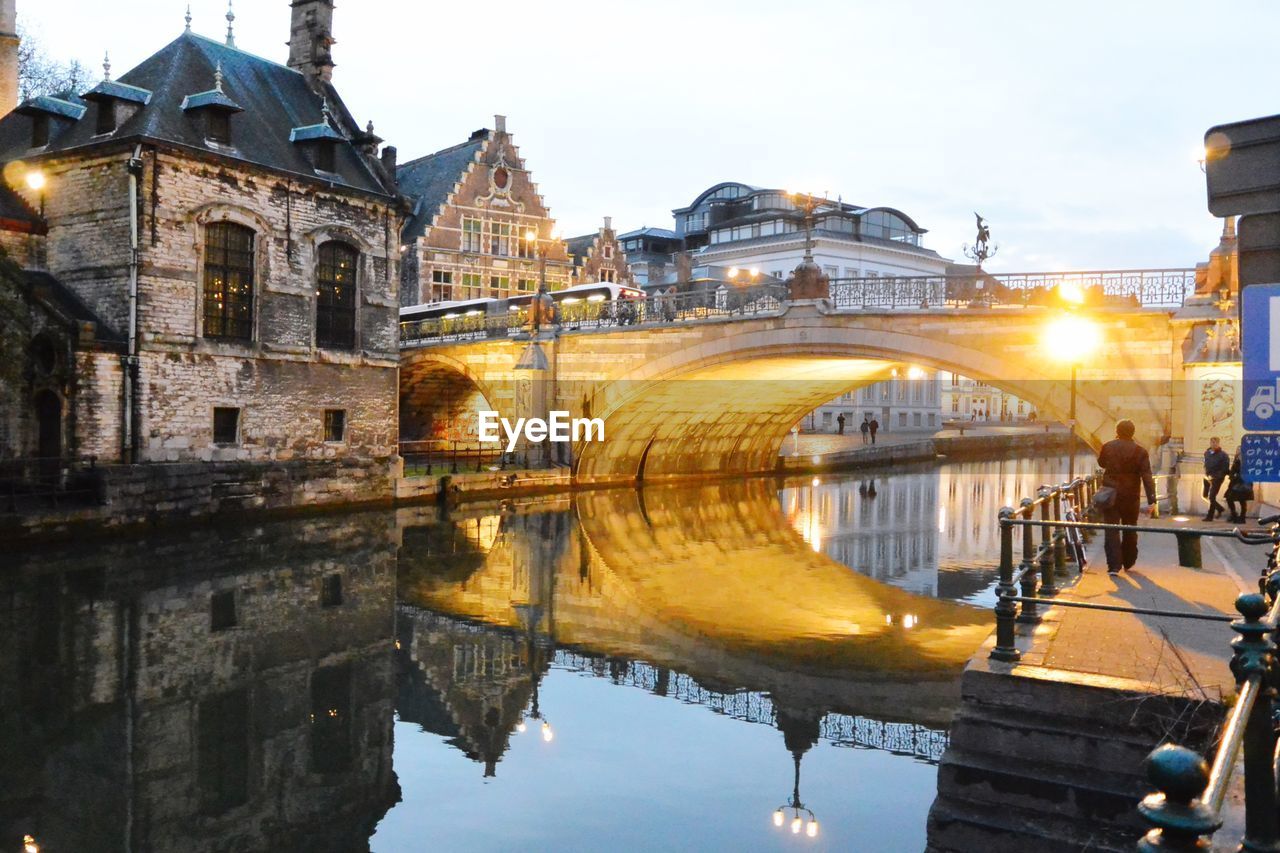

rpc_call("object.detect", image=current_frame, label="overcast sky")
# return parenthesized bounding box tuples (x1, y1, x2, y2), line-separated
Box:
(24, 1, 1280, 270)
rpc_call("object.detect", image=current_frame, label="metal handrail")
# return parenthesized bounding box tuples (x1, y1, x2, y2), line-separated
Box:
(1135, 588, 1280, 850)
(990, 472, 1228, 662)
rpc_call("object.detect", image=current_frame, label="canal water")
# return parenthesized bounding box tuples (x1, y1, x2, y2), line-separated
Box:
(3, 453, 1083, 853)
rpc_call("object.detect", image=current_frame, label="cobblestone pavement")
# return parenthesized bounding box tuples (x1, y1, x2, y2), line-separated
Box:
(1036, 518, 1254, 698)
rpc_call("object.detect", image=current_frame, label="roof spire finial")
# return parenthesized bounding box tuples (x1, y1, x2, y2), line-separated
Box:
(214, 61, 224, 93)
(103, 51, 112, 82)
(321, 97, 333, 126)
(225, 0, 236, 47)
(184, 4, 192, 31)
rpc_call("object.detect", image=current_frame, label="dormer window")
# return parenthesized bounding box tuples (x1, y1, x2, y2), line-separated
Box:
(95, 102, 116, 135)
(31, 115, 49, 148)
(315, 141, 336, 173)
(82, 80, 152, 138)
(207, 111, 231, 144)
(290, 115, 345, 175)
(16, 95, 87, 150)
(181, 64, 243, 148)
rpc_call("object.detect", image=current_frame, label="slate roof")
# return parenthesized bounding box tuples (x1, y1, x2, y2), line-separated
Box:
(396, 134, 486, 241)
(0, 31, 395, 198)
(16, 95, 87, 121)
(618, 227, 678, 241)
(564, 233, 596, 267)
(23, 270, 125, 346)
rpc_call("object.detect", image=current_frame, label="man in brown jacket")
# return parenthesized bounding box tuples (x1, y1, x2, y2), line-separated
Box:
(1097, 419, 1158, 573)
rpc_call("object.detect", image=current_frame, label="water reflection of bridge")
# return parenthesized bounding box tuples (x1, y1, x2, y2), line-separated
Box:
(552, 650, 949, 764)
(394, 476, 1001, 777)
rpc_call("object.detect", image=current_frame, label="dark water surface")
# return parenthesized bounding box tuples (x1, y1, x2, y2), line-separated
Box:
(3, 454, 1080, 853)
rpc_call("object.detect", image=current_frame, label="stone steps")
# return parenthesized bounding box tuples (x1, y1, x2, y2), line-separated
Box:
(926, 659, 1224, 852)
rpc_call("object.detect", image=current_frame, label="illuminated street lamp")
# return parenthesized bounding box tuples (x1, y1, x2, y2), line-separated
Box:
(25, 169, 46, 216)
(1042, 314, 1101, 479)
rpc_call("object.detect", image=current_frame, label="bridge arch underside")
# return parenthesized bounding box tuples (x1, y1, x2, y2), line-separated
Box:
(399, 359, 495, 445)
(573, 327, 1172, 485)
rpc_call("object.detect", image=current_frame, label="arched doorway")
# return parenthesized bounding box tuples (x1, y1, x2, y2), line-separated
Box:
(34, 390, 62, 479)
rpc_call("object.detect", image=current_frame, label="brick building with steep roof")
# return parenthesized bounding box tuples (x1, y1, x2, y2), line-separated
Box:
(397, 115, 572, 306)
(0, 1, 408, 523)
(565, 216, 632, 286)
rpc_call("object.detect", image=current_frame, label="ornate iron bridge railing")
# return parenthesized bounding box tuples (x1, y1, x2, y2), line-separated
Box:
(553, 650, 949, 764)
(399, 284, 788, 347)
(827, 268, 1196, 310)
(398, 268, 1196, 348)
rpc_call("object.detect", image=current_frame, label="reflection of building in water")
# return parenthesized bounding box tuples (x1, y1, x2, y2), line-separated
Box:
(396, 610, 543, 777)
(781, 456, 1084, 599)
(782, 473, 940, 596)
(0, 515, 399, 853)
(935, 456, 1081, 564)
(396, 508, 570, 776)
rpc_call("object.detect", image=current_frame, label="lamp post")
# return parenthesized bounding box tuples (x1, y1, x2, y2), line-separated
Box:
(524, 228, 562, 336)
(1043, 313, 1101, 481)
(787, 191, 825, 266)
(785, 191, 832, 300)
(771, 751, 819, 839)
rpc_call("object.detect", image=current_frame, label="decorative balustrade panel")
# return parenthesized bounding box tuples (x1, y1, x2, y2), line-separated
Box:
(399, 270, 1197, 347)
(554, 650, 949, 763)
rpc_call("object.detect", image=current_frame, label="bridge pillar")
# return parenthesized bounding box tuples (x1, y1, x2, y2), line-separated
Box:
(513, 339, 558, 467)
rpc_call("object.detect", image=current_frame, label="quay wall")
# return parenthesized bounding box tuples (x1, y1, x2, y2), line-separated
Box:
(6, 430, 1072, 542)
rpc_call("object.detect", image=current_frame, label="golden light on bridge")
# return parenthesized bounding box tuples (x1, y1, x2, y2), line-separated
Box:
(24, 170, 45, 191)
(1058, 279, 1086, 305)
(1041, 315, 1101, 363)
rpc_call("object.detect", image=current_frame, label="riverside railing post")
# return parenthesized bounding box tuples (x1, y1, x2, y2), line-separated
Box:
(1232, 594, 1279, 851)
(1136, 745, 1220, 851)
(1017, 498, 1040, 624)
(991, 507, 1021, 662)
(1052, 488, 1068, 577)
(1038, 487, 1058, 597)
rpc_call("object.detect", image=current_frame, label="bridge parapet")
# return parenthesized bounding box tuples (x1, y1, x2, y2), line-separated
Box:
(399, 269, 1196, 350)
(828, 268, 1196, 311)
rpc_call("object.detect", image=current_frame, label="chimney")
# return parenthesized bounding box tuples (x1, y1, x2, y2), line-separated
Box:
(288, 1, 336, 89)
(0, 0, 17, 115)
(494, 114, 506, 134)
(604, 216, 612, 232)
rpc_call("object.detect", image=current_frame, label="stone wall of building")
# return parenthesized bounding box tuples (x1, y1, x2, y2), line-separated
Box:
(11, 145, 401, 468)
(2, 456, 398, 542)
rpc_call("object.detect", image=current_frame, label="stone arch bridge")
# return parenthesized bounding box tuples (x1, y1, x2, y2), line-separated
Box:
(400, 272, 1227, 486)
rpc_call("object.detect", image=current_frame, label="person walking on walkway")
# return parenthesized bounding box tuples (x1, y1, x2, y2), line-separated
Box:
(868, 417, 879, 445)
(860, 418, 870, 445)
(1097, 419, 1157, 574)
(1202, 437, 1230, 521)
(1226, 446, 1254, 524)
(837, 413, 846, 435)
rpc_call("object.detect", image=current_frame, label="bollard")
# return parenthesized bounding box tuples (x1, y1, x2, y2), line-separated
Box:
(1230, 594, 1279, 851)
(1017, 498, 1040, 624)
(1136, 745, 1219, 851)
(990, 508, 1021, 662)
(1038, 487, 1058, 597)
(1175, 533, 1202, 570)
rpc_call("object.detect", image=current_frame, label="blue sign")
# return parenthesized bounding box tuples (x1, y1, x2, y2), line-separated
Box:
(1243, 434, 1280, 483)
(1242, 283, 1280, 432)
